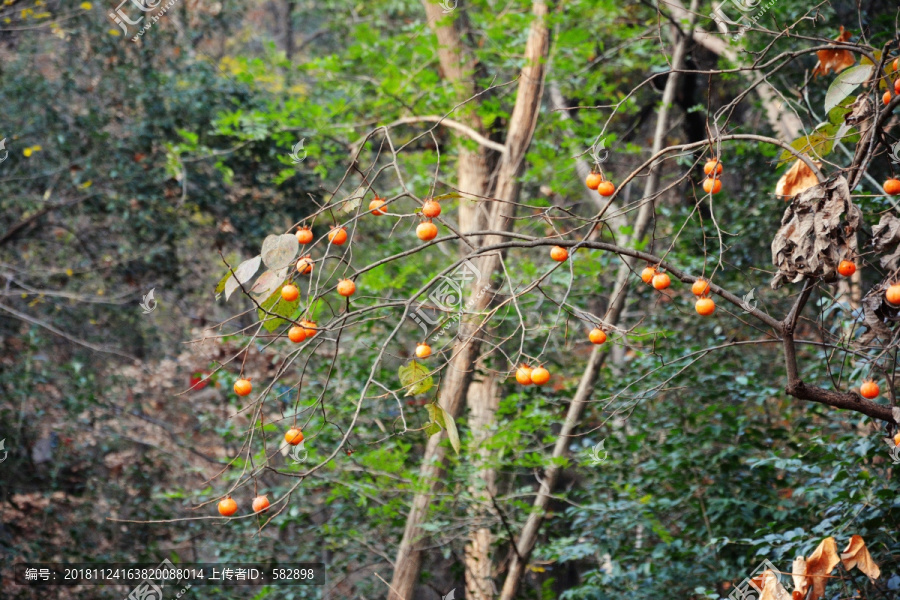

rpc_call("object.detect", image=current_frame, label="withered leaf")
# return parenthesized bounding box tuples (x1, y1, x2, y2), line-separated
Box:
(840, 535, 881, 580)
(771, 176, 860, 288)
(806, 537, 840, 600)
(858, 284, 895, 346)
(871, 213, 900, 271)
(813, 27, 855, 78)
(776, 159, 820, 199)
(758, 570, 792, 600)
(792, 556, 808, 599)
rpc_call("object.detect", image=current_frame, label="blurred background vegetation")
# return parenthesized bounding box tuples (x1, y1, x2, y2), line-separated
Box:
(1, 0, 899, 598)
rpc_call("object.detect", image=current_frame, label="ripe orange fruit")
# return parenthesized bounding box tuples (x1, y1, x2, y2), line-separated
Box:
(894, 431, 900, 446)
(422, 200, 441, 218)
(296, 255, 313, 275)
(328, 227, 348, 245)
(281, 284, 299, 302)
(585, 172, 603, 190)
(530, 366, 550, 386)
(597, 181, 616, 197)
(550, 246, 568, 262)
(691, 278, 711, 296)
(337, 279, 356, 297)
(895, 78, 900, 94)
(884, 90, 893, 106)
(894, 57, 899, 71)
(589, 328, 607, 345)
(884, 179, 900, 196)
(284, 428, 304, 445)
(886, 283, 900, 305)
(296, 227, 313, 244)
(288, 326, 306, 343)
(695, 297, 716, 316)
(234, 378, 252, 396)
(417, 221, 438, 241)
(218, 497, 238, 516)
(703, 177, 722, 194)
(369, 197, 387, 215)
(515, 365, 533, 385)
(300, 319, 317, 338)
(651, 272, 671, 290)
(703, 159, 723, 176)
(641, 266, 657, 284)
(859, 380, 880, 399)
(415, 343, 431, 358)
(252, 495, 270, 513)
(837, 260, 856, 277)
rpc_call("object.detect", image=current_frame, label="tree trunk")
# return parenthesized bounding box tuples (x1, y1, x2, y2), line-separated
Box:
(388, 3, 550, 598)
(497, 4, 697, 596)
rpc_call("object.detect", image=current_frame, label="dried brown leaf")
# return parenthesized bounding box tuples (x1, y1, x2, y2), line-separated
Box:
(792, 556, 808, 599)
(806, 537, 840, 600)
(759, 570, 792, 600)
(776, 159, 820, 199)
(840, 535, 881, 580)
(813, 27, 855, 78)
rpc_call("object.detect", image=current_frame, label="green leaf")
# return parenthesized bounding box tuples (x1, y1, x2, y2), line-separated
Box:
(214, 271, 231, 296)
(779, 130, 834, 163)
(824, 65, 872, 113)
(398, 360, 434, 397)
(424, 421, 442, 437)
(424, 402, 460, 454)
(257, 289, 296, 332)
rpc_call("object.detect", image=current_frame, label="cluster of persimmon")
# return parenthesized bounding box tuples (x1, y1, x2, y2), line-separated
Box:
(217, 494, 272, 517)
(702, 157, 723, 194)
(881, 58, 900, 106)
(585, 171, 616, 197)
(515, 364, 551, 386)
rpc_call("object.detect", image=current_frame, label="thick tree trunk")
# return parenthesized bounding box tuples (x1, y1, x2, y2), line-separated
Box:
(388, 3, 550, 599)
(497, 4, 697, 596)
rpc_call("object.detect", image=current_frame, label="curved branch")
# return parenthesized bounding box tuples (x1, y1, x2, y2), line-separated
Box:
(380, 115, 508, 154)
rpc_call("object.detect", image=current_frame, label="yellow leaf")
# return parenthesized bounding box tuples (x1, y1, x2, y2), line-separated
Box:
(813, 27, 855, 78)
(23, 148, 32, 157)
(108, 28, 121, 36)
(80, 2, 92, 9)
(775, 159, 820, 199)
(65, 268, 73, 277)
(806, 537, 840, 600)
(78, 180, 92, 189)
(840, 535, 881, 580)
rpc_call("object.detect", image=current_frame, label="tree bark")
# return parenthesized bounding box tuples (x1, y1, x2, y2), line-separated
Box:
(388, 3, 550, 599)
(497, 4, 697, 596)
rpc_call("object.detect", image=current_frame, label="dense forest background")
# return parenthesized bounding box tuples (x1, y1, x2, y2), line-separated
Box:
(2, 0, 900, 598)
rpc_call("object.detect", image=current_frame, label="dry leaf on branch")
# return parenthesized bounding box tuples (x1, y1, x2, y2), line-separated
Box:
(812, 27, 855, 78)
(871, 213, 900, 271)
(805, 537, 841, 600)
(792, 556, 808, 599)
(758, 570, 792, 600)
(840, 535, 881, 580)
(776, 159, 820, 199)
(771, 176, 860, 288)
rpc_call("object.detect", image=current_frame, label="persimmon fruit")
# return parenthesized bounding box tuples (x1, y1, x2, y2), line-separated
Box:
(703, 177, 722, 194)
(884, 179, 900, 196)
(281, 284, 299, 302)
(597, 181, 616, 197)
(515, 365, 533, 385)
(218, 497, 238, 516)
(530, 366, 550, 386)
(652, 272, 671, 290)
(416, 343, 432, 358)
(691, 278, 711, 296)
(337, 279, 356, 297)
(703, 159, 723, 176)
(860, 380, 880, 399)
(417, 221, 438, 241)
(328, 227, 348, 245)
(296, 227, 313, 244)
(695, 297, 716, 316)
(589, 328, 607, 345)
(837, 260, 856, 277)
(284, 428, 304, 445)
(369, 198, 387, 215)
(288, 326, 306, 343)
(585, 172, 603, 190)
(300, 319, 317, 338)
(234, 378, 252, 396)
(252, 495, 270, 513)
(296, 255, 313, 275)
(641, 266, 657, 284)
(886, 283, 900, 305)
(422, 200, 441, 218)
(550, 246, 568, 262)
